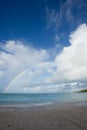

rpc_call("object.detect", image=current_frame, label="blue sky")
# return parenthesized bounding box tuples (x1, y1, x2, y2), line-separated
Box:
(0, 0, 87, 93)
(0, 0, 87, 48)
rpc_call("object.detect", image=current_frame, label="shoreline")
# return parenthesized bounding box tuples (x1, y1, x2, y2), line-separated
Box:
(0, 100, 87, 111)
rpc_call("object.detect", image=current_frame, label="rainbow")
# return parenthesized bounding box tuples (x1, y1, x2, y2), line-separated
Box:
(3, 69, 29, 93)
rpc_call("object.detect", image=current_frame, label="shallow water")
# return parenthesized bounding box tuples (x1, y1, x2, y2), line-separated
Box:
(0, 93, 87, 107)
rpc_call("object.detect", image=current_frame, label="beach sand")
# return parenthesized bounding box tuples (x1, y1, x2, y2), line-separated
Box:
(0, 102, 87, 130)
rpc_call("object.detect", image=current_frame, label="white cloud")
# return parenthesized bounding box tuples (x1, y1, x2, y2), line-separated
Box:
(49, 23, 87, 84)
(0, 23, 87, 93)
(0, 40, 49, 92)
(4, 62, 56, 93)
(45, 0, 74, 29)
(45, 0, 87, 30)
(45, 6, 59, 29)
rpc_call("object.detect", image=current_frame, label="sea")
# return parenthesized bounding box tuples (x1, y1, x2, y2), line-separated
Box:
(0, 93, 87, 108)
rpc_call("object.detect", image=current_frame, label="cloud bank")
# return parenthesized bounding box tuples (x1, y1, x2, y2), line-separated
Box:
(0, 23, 87, 93)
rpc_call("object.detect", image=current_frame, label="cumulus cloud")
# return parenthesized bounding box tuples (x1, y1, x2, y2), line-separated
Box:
(0, 40, 49, 92)
(0, 23, 87, 93)
(4, 62, 57, 93)
(48, 23, 87, 84)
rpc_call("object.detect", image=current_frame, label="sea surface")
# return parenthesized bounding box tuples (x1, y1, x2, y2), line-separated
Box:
(0, 93, 87, 108)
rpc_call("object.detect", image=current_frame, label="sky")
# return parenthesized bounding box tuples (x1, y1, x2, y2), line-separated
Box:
(0, 0, 87, 93)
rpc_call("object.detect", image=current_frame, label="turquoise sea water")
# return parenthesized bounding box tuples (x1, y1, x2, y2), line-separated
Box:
(0, 93, 87, 107)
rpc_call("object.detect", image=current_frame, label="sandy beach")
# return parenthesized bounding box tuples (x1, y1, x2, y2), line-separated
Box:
(0, 102, 87, 130)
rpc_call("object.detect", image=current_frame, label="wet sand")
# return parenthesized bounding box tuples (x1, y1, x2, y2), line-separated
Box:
(0, 102, 87, 130)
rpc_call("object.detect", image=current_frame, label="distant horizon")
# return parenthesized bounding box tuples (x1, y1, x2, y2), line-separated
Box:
(2, 88, 87, 94)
